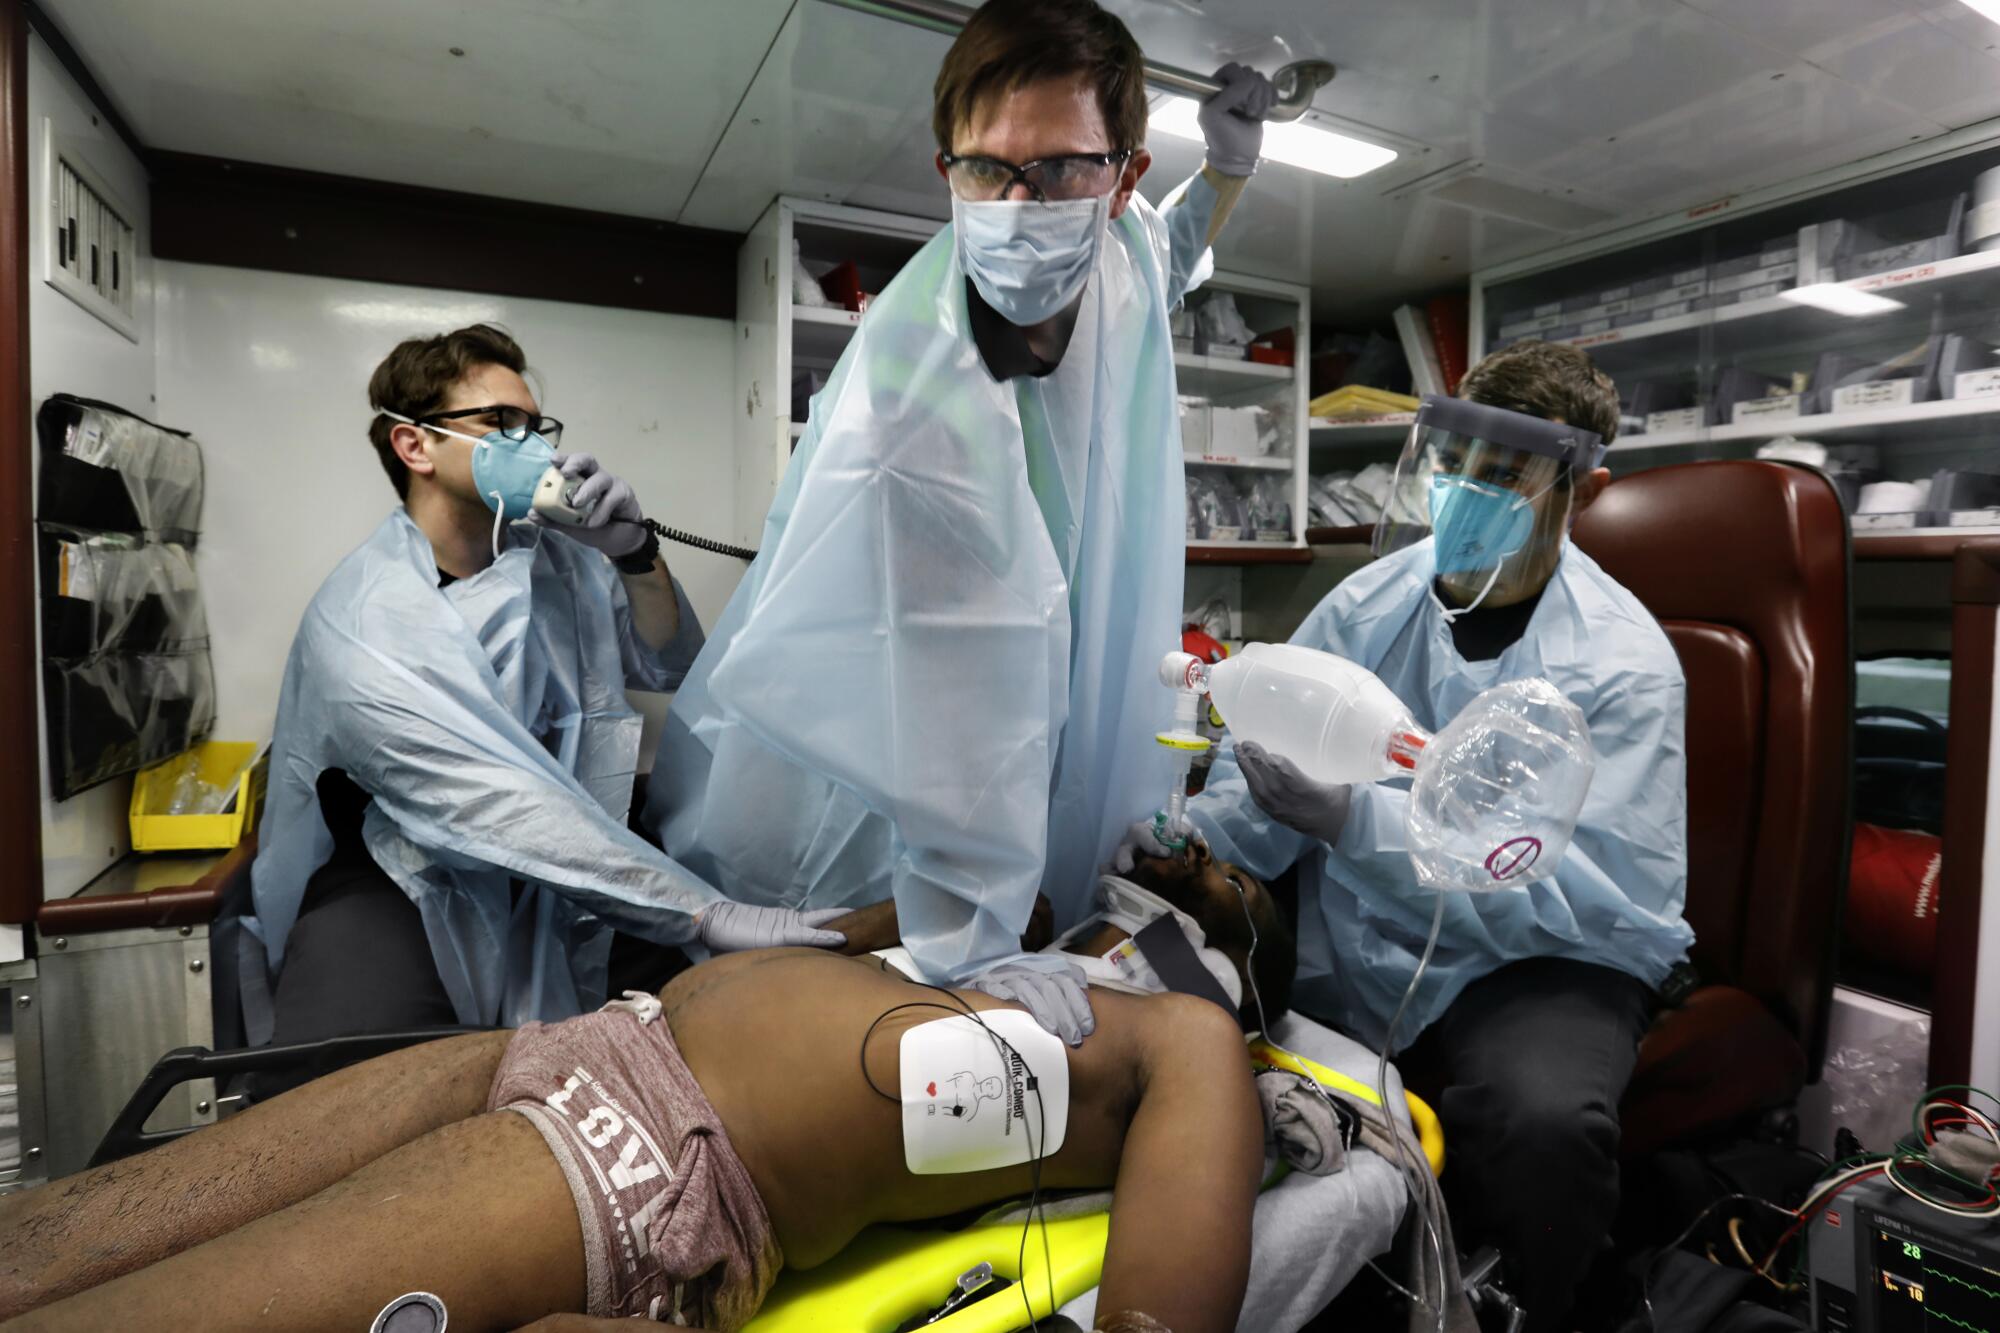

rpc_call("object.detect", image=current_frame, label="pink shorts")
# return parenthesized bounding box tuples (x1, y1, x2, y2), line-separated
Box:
(488, 994, 781, 1328)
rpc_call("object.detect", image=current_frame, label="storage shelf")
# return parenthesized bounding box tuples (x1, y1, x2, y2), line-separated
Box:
(1855, 528, 2000, 559)
(1610, 426, 1708, 451)
(1306, 525, 1375, 545)
(1309, 414, 1414, 448)
(1548, 248, 2000, 373)
(1187, 541, 1312, 565)
(1174, 352, 1292, 397)
(1184, 453, 1293, 472)
(1612, 396, 2000, 452)
(1560, 245, 2000, 344)
(792, 304, 864, 362)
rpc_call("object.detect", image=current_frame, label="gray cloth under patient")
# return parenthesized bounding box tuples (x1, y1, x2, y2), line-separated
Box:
(1273, 1015, 1477, 1333)
(1258, 1068, 1347, 1176)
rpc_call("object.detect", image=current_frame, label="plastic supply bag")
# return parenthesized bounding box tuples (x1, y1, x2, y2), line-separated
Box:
(1196, 290, 1257, 350)
(791, 240, 831, 309)
(165, 764, 233, 816)
(1405, 677, 1597, 892)
(1309, 474, 1362, 528)
(1247, 475, 1293, 541)
(1186, 472, 1244, 541)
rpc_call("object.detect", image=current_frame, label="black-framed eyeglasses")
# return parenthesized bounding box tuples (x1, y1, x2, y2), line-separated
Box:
(940, 150, 1132, 203)
(418, 405, 563, 446)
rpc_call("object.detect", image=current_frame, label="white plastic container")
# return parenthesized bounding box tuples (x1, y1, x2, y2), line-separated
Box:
(1165, 643, 1426, 785)
(1160, 647, 1597, 891)
(1969, 165, 2000, 254)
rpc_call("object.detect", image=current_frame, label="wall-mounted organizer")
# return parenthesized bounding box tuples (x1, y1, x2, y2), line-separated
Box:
(42, 121, 140, 343)
(36, 394, 213, 801)
(1471, 140, 2000, 544)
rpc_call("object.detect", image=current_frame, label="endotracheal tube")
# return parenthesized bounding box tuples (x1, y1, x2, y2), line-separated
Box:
(1153, 666, 1210, 847)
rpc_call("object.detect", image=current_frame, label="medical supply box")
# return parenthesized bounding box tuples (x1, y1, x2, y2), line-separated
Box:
(128, 740, 267, 852)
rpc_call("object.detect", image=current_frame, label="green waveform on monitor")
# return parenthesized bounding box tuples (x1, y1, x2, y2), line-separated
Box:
(1924, 1309, 1992, 1333)
(1928, 1267, 2000, 1305)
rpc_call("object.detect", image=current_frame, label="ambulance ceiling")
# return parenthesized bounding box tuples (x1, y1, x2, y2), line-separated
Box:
(37, 0, 2000, 323)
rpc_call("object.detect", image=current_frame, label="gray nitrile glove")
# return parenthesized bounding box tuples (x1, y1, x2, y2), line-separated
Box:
(695, 901, 847, 953)
(1236, 740, 1354, 847)
(1197, 62, 1279, 177)
(966, 959, 1097, 1047)
(1111, 814, 1206, 874)
(533, 452, 647, 558)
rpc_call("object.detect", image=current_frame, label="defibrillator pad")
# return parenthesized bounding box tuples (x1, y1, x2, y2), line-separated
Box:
(899, 1009, 1070, 1175)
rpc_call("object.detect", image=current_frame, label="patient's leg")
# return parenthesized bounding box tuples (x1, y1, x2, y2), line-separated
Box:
(0, 1030, 509, 1319)
(6, 1109, 583, 1332)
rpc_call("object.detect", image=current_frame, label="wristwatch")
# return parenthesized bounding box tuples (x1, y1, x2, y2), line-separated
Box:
(614, 527, 661, 576)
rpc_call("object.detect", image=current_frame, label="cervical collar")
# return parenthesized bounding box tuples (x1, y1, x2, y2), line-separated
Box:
(870, 877, 1244, 1012)
(1052, 875, 1244, 1011)
(872, 872, 1240, 1008)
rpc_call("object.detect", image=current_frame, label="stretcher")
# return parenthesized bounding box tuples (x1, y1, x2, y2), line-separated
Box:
(744, 1021, 1442, 1333)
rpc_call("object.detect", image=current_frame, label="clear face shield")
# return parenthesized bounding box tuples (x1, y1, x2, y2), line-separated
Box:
(1372, 395, 1606, 615)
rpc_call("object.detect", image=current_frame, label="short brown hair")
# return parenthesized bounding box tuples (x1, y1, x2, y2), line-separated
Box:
(366, 324, 527, 498)
(1459, 340, 1620, 448)
(932, 0, 1148, 156)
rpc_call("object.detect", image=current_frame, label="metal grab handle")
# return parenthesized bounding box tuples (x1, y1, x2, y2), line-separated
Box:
(89, 1027, 483, 1168)
(817, 0, 1335, 123)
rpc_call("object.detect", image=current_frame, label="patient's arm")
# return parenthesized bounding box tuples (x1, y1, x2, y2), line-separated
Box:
(826, 899, 901, 955)
(0, 1031, 509, 1320)
(824, 893, 1055, 957)
(1095, 995, 1262, 1333)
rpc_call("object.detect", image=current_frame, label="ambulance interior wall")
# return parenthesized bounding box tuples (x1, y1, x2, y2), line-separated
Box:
(153, 265, 743, 762)
(28, 33, 746, 913)
(150, 262, 744, 756)
(28, 33, 154, 909)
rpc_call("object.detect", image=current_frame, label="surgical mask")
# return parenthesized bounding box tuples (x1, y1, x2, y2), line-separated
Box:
(1429, 476, 1536, 576)
(952, 193, 1110, 326)
(1431, 475, 1572, 619)
(384, 412, 563, 561)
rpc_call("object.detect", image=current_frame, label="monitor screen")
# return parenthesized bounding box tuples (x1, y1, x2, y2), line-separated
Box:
(1873, 1225, 2000, 1332)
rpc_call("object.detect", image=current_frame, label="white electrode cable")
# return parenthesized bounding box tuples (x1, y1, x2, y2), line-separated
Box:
(488, 490, 506, 561)
(1377, 889, 1449, 1333)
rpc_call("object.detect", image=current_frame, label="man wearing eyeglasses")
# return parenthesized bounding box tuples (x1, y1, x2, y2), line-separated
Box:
(646, 0, 1273, 1047)
(240, 325, 847, 1074)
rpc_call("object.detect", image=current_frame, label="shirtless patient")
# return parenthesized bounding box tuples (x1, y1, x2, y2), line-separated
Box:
(0, 851, 1292, 1333)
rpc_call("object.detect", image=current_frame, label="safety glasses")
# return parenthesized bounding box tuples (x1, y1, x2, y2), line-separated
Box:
(417, 404, 563, 447)
(940, 150, 1132, 203)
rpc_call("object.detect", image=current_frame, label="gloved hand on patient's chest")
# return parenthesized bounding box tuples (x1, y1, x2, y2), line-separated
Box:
(694, 901, 848, 953)
(966, 959, 1096, 1048)
(1236, 740, 1354, 848)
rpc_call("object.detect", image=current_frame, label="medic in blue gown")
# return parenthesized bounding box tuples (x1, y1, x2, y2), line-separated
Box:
(645, 0, 1279, 1045)
(243, 326, 845, 1046)
(1132, 342, 1693, 1332)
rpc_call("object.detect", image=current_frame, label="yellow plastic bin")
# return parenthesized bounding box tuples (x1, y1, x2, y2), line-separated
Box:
(129, 741, 267, 852)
